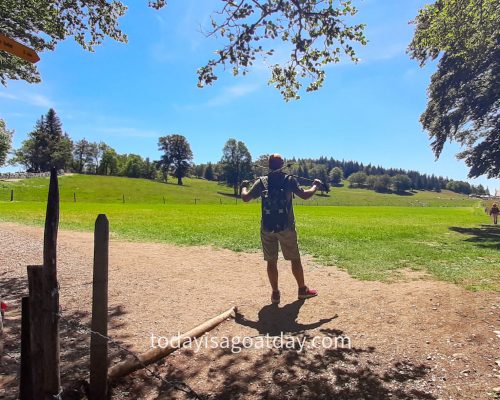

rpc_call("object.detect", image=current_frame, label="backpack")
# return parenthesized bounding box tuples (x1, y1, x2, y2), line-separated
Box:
(260, 174, 290, 232)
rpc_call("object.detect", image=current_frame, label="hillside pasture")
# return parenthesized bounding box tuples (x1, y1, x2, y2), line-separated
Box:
(0, 174, 479, 207)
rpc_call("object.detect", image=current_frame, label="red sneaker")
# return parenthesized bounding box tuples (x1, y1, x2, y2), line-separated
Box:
(298, 286, 318, 300)
(271, 290, 281, 304)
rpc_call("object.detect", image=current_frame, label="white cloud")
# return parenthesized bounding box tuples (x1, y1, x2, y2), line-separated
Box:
(26, 93, 54, 108)
(0, 91, 55, 108)
(0, 92, 18, 101)
(205, 83, 260, 107)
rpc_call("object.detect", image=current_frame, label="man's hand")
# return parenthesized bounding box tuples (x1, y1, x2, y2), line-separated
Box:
(312, 179, 323, 189)
(241, 180, 253, 202)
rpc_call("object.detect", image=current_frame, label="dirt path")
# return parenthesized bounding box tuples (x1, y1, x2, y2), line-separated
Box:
(1, 222, 499, 399)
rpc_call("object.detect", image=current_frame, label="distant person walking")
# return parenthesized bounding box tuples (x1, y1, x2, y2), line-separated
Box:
(490, 203, 499, 225)
(241, 154, 322, 304)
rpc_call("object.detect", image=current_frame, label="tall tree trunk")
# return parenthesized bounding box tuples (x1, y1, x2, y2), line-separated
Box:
(233, 184, 238, 196)
(177, 176, 182, 185)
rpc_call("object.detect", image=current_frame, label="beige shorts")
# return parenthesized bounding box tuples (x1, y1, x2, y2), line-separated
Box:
(260, 228, 300, 261)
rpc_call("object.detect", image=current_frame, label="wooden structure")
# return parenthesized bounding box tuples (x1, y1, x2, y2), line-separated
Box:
(19, 168, 236, 398)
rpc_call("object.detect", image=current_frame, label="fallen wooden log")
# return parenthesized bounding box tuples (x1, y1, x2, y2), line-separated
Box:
(108, 306, 237, 382)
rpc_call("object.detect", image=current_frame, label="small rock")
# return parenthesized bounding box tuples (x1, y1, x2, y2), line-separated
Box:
(492, 387, 500, 393)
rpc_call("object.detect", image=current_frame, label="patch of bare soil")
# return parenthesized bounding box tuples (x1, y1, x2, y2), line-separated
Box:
(0, 222, 499, 399)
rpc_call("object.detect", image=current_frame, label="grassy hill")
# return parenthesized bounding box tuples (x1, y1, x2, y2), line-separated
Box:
(1, 174, 497, 291)
(0, 174, 479, 207)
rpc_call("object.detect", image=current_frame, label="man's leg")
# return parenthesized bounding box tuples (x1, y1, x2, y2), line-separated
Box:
(280, 230, 317, 299)
(267, 259, 279, 292)
(261, 230, 280, 303)
(291, 258, 305, 288)
(292, 258, 318, 299)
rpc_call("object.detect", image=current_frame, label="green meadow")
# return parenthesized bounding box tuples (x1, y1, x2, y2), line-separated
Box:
(0, 174, 498, 291)
(0, 173, 480, 206)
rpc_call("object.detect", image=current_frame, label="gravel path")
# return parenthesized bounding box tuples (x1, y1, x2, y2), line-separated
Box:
(1, 222, 499, 399)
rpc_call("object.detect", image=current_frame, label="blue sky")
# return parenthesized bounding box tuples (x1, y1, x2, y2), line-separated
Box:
(1, 0, 498, 192)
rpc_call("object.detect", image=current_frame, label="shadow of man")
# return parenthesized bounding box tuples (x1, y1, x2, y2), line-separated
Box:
(235, 300, 338, 336)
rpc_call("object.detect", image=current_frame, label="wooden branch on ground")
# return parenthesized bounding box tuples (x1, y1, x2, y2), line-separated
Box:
(108, 306, 237, 382)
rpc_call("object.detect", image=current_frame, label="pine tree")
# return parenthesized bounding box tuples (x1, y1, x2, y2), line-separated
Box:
(13, 109, 73, 172)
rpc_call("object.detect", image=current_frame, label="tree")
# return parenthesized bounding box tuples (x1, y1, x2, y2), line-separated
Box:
(365, 175, 377, 190)
(204, 162, 215, 181)
(254, 154, 270, 177)
(391, 174, 412, 193)
(193, 164, 205, 178)
(347, 171, 367, 188)
(373, 174, 391, 193)
(99, 148, 118, 175)
(476, 184, 487, 196)
(91, 142, 109, 173)
(1, 1, 366, 101)
(158, 134, 193, 185)
(0, 119, 13, 167)
(121, 154, 145, 178)
(328, 167, 343, 186)
(143, 157, 158, 180)
(221, 138, 253, 196)
(73, 138, 94, 173)
(0, 0, 126, 85)
(409, 0, 499, 178)
(446, 180, 472, 195)
(12, 109, 73, 171)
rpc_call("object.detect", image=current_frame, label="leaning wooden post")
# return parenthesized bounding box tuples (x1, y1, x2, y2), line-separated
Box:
(108, 306, 237, 382)
(10, 189, 13, 201)
(20, 296, 33, 400)
(90, 214, 109, 400)
(27, 265, 44, 399)
(42, 167, 60, 398)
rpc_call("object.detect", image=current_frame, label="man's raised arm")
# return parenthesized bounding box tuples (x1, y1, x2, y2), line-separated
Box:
(294, 179, 323, 200)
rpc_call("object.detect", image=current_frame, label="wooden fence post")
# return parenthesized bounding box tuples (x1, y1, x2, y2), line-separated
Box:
(122, 194, 125, 203)
(74, 192, 76, 203)
(20, 296, 33, 400)
(42, 167, 60, 398)
(90, 214, 109, 400)
(10, 189, 13, 201)
(27, 265, 44, 399)
(163, 196, 165, 204)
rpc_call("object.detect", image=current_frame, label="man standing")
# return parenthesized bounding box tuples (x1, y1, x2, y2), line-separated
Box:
(241, 154, 322, 304)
